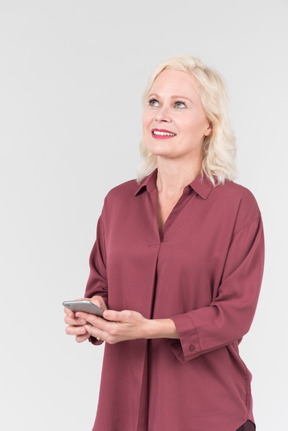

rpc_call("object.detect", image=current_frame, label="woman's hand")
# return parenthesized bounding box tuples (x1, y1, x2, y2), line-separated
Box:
(64, 296, 107, 343)
(75, 309, 150, 344)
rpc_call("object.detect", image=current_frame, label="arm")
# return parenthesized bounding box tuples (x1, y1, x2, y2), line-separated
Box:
(64, 215, 108, 344)
(75, 309, 179, 344)
(85, 215, 108, 304)
(170, 215, 265, 363)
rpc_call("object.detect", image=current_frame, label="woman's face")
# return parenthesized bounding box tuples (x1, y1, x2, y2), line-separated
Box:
(142, 69, 212, 162)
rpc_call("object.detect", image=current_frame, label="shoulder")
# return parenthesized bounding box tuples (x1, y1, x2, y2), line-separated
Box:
(215, 180, 258, 204)
(101, 178, 138, 212)
(211, 180, 261, 229)
(106, 178, 138, 199)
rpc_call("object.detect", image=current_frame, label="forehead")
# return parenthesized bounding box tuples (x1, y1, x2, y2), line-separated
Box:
(150, 69, 200, 96)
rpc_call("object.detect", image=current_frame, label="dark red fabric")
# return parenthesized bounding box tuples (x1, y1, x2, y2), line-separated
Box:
(236, 419, 255, 430)
(85, 170, 264, 431)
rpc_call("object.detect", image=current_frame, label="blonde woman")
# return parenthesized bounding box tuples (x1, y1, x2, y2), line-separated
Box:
(64, 55, 264, 431)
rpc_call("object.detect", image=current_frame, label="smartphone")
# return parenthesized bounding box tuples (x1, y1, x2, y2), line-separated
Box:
(63, 300, 104, 317)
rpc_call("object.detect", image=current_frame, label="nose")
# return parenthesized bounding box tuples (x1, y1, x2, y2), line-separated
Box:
(154, 105, 171, 123)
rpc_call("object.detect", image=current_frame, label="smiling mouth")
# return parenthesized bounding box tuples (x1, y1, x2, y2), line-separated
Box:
(152, 129, 176, 137)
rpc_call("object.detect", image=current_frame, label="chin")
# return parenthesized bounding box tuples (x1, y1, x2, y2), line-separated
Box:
(146, 144, 173, 157)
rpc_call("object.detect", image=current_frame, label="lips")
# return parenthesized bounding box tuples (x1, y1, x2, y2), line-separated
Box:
(152, 128, 177, 139)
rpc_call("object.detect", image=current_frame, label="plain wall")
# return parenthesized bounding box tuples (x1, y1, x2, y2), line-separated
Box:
(0, 0, 287, 429)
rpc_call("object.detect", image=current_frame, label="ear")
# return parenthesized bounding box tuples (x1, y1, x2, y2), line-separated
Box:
(204, 122, 213, 136)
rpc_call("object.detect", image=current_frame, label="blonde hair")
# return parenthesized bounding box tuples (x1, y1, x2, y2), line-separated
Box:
(137, 55, 237, 185)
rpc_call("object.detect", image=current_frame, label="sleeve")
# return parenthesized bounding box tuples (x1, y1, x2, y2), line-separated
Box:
(170, 213, 265, 363)
(84, 215, 108, 346)
(85, 215, 108, 302)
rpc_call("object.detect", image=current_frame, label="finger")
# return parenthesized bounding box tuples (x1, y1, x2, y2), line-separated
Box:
(75, 312, 106, 329)
(64, 315, 86, 326)
(90, 296, 108, 311)
(75, 333, 90, 343)
(103, 309, 126, 322)
(64, 307, 75, 318)
(84, 324, 107, 340)
(65, 325, 87, 336)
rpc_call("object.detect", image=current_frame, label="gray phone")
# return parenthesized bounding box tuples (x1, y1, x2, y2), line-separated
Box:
(63, 300, 104, 317)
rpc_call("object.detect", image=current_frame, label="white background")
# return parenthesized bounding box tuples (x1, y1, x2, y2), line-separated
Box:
(0, 1, 287, 430)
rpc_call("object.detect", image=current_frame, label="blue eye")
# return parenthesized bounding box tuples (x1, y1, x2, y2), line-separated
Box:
(175, 101, 186, 108)
(148, 99, 159, 107)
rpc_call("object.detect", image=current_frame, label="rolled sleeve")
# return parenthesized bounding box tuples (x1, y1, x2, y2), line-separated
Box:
(170, 314, 201, 362)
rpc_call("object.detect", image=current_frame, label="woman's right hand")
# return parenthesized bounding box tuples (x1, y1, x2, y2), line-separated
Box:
(64, 296, 107, 343)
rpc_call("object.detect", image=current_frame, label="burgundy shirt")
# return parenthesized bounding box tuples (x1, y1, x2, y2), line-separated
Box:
(85, 170, 264, 431)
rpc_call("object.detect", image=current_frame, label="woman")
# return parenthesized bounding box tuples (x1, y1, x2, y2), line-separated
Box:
(64, 55, 264, 431)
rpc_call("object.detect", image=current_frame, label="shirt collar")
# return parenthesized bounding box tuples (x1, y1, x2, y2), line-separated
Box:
(135, 169, 214, 199)
(189, 172, 214, 199)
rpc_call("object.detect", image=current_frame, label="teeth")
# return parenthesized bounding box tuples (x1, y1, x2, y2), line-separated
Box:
(153, 131, 176, 136)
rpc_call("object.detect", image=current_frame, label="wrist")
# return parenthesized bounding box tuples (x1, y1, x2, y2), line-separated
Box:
(144, 318, 179, 340)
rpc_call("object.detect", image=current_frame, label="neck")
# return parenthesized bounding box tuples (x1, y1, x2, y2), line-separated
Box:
(156, 156, 202, 195)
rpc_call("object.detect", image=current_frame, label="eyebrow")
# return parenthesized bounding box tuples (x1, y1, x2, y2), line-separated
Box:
(148, 93, 193, 103)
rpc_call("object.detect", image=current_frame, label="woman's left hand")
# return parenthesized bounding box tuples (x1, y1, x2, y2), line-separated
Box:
(75, 309, 149, 344)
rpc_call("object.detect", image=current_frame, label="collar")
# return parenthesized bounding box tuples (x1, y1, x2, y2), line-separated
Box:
(135, 169, 214, 200)
(135, 169, 158, 195)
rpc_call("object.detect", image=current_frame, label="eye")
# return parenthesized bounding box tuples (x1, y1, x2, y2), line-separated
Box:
(174, 101, 186, 109)
(148, 98, 159, 107)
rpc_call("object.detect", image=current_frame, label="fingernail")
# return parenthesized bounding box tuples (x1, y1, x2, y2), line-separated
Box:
(80, 319, 86, 324)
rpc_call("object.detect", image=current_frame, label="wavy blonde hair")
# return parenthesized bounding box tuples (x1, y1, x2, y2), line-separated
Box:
(137, 55, 237, 185)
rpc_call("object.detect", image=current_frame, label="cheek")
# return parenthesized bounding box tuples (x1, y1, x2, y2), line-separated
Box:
(142, 110, 150, 126)
(142, 112, 152, 136)
(184, 116, 209, 135)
